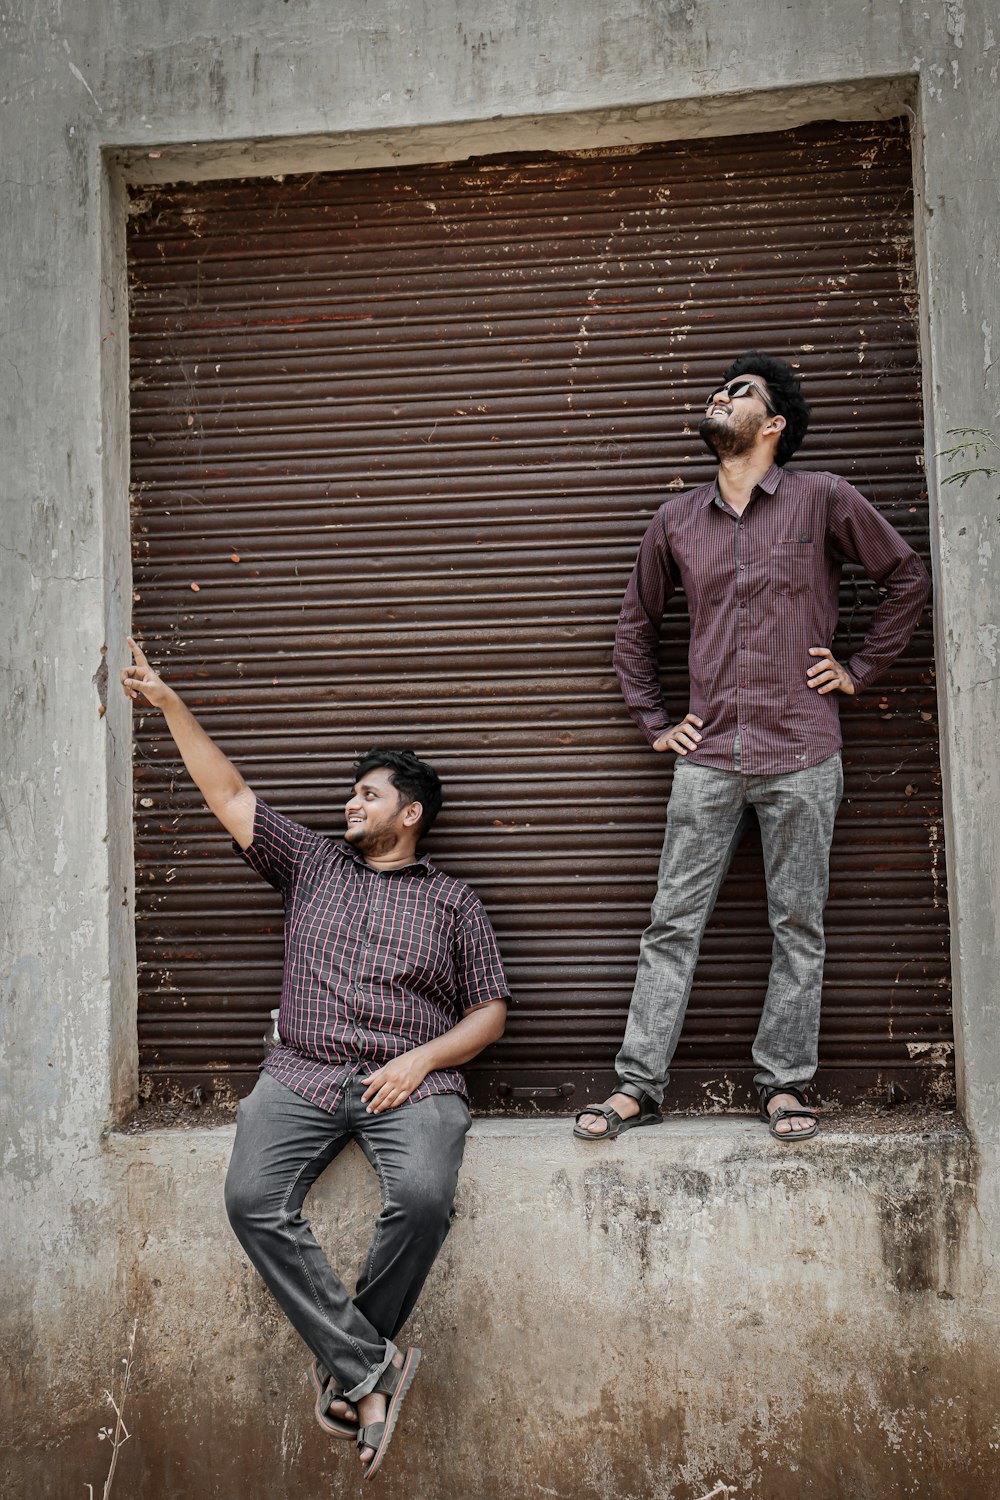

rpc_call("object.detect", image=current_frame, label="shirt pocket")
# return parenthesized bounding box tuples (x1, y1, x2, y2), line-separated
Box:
(769, 540, 814, 596)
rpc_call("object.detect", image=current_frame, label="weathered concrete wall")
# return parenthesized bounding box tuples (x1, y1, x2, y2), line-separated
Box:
(15, 1119, 992, 1499)
(2, 1, 998, 1496)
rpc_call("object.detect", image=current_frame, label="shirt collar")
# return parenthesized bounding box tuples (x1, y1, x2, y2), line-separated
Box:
(336, 839, 432, 877)
(700, 462, 783, 508)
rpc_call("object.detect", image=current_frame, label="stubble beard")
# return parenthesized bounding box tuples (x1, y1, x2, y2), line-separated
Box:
(346, 819, 402, 858)
(698, 408, 765, 460)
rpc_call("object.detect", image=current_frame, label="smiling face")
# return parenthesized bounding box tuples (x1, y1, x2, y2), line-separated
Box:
(698, 375, 779, 460)
(344, 765, 422, 859)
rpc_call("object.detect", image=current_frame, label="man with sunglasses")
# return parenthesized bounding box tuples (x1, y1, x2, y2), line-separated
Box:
(574, 352, 930, 1144)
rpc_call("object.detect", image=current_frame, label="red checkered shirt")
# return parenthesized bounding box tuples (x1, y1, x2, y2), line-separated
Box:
(613, 464, 931, 775)
(237, 799, 510, 1111)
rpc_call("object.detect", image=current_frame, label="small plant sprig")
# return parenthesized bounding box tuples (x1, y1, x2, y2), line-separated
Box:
(938, 427, 1000, 499)
(694, 1485, 738, 1499)
(85, 1318, 137, 1500)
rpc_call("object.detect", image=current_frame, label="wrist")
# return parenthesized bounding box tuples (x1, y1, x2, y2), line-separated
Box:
(159, 684, 185, 714)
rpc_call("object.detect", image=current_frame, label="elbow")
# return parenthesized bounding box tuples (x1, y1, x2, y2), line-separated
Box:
(612, 637, 633, 689)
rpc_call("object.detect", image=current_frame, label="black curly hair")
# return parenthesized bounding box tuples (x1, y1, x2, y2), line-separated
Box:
(721, 351, 810, 465)
(351, 747, 444, 836)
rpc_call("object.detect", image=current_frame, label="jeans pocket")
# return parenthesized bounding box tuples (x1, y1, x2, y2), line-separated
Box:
(770, 541, 814, 595)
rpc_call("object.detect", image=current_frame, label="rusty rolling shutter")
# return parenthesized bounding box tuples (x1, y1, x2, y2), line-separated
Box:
(128, 118, 949, 1114)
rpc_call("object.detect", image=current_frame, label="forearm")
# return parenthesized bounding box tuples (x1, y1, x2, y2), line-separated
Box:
(361, 999, 507, 1111)
(614, 514, 675, 742)
(159, 688, 254, 832)
(414, 1000, 507, 1072)
(846, 553, 931, 689)
(829, 481, 932, 690)
(613, 628, 670, 744)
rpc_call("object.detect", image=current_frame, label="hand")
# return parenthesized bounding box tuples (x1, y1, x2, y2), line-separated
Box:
(121, 636, 173, 709)
(806, 647, 856, 696)
(653, 713, 704, 755)
(362, 1049, 431, 1113)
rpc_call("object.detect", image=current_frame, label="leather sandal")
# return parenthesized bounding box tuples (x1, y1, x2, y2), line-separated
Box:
(573, 1080, 661, 1140)
(758, 1084, 819, 1142)
(357, 1345, 421, 1480)
(309, 1357, 359, 1438)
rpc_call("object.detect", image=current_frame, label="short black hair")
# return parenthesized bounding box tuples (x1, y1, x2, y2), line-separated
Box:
(721, 350, 810, 465)
(351, 747, 444, 836)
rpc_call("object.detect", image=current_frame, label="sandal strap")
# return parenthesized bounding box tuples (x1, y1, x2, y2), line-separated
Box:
(768, 1107, 817, 1122)
(574, 1104, 623, 1130)
(374, 1362, 401, 1398)
(318, 1382, 352, 1417)
(356, 1422, 386, 1450)
(615, 1080, 658, 1111)
(575, 1102, 615, 1119)
(758, 1084, 810, 1120)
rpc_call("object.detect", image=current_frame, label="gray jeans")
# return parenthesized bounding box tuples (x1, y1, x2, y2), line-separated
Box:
(224, 1071, 471, 1401)
(616, 752, 843, 1102)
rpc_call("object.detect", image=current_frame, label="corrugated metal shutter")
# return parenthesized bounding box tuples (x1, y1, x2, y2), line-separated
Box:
(127, 118, 949, 1114)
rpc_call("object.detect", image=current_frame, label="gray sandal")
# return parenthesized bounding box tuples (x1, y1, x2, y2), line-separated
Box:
(357, 1345, 421, 1480)
(573, 1081, 661, 1140)
(309, 1357, 357, 1438)
(758, 1084, 819, 1142)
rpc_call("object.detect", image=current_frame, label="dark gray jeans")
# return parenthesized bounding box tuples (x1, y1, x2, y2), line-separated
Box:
(224, 1071, 471, 1401)
(616, 752, 843, 1102)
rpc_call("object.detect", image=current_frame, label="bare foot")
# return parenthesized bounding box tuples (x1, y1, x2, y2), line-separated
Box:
(766, 1093, 815, 1136)
(326, 1392, 357, 1424)
(356, 1349, 404, 1467)
(576, 1091, 641, 1136)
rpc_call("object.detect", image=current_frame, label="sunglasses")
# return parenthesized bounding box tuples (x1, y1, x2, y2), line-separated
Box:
(705, 378, 778, 417)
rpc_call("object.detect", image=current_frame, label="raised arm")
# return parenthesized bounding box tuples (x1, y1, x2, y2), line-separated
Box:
(121, 636, 257, 849)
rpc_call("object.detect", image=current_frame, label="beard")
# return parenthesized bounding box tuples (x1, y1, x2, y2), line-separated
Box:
(344, 819, 399, 857)
(698, 406, 766, 460)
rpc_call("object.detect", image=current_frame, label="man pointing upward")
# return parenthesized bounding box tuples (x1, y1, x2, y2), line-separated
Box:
(122, 638, 509, 1475)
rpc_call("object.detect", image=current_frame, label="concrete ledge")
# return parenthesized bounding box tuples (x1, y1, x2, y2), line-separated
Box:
(80, 1114, 994, 1499)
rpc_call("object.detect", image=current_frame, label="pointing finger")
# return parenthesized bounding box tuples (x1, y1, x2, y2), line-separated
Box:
(127, 635, 150, 670)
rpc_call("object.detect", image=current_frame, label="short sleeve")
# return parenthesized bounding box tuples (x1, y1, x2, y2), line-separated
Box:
(234, 799, 324, 894)
(453, 899, 511, 1013)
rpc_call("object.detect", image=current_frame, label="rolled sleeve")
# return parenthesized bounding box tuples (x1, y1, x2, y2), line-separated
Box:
(453, 900, 511, 1013)
(234, 799, 323, 894)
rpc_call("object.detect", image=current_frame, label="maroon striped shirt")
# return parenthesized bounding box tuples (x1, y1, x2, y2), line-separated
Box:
(614, 464, 931, 775)
(237, 800, 510, 1112)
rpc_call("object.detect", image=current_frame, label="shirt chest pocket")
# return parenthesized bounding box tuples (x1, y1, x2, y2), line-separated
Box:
(769, 540, 814, 596)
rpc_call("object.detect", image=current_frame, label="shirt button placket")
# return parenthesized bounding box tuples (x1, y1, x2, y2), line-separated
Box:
(735, 515, 748, 768)
(352, 868, 386, 1053)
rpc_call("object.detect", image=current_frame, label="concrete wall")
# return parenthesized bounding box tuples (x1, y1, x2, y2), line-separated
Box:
(2, 2, 998, 1496)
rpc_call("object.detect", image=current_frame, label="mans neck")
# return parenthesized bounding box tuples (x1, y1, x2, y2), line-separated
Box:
(362, 842, 421, 872)
(716, 447, 777, 515)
